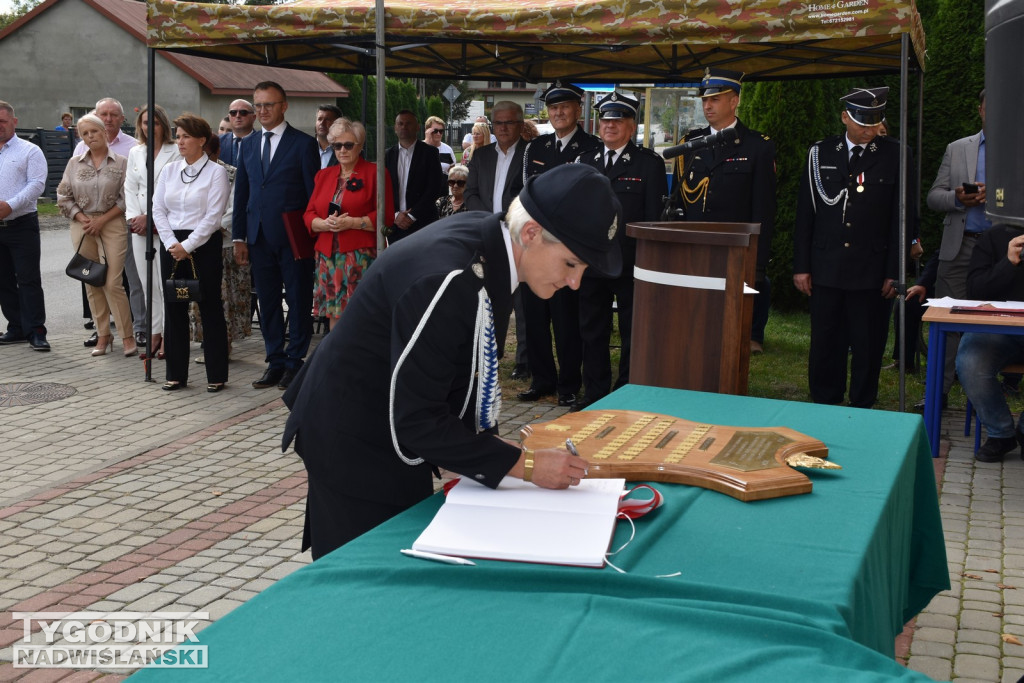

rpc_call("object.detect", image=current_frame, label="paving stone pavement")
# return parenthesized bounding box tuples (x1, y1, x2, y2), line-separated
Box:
(0, 330, 572, 681)
(1, 328, 1022, 680)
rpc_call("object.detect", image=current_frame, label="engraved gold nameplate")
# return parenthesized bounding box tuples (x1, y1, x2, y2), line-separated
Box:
(521, 409, 832, 501)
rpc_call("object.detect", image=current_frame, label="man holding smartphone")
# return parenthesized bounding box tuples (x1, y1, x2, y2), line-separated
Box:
(924, 88, 989, 408)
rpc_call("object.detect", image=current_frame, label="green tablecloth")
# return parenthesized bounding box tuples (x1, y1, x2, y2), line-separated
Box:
(132, 385, 949, 682)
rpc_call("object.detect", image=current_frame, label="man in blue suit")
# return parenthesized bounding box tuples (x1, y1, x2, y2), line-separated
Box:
(233, 81, 319, 390)
(219, 98, 257, 167)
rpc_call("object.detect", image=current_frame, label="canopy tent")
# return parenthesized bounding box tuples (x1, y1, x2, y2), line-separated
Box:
(143, 0, 926, 410)
(147, 0, 926, 83)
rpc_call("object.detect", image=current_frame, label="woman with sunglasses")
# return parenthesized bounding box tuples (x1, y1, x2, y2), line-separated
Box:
(303, 118, 394, 330)
(436, 163, 469, 218)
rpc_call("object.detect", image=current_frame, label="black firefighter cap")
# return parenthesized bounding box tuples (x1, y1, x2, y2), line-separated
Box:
(595, 91, 639, 120)
(841, 87, 888, 126)
(699, 68, 743, 97)
(517, 164, 623, 278)
(542, 81, 585, 105)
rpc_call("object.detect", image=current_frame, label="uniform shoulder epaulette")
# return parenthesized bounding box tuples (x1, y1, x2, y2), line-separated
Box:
(682, 127, 704, 142)
(637, 145, 662, 158)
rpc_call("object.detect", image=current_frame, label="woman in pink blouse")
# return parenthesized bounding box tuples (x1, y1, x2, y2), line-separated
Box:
(57, 113, 135, 357)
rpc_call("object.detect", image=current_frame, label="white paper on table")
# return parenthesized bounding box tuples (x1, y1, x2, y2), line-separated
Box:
(925, 297, 1024, 309)
(412, 477, 626, 568)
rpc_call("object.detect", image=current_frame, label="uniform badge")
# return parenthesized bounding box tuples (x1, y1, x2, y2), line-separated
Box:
(608, 215, 618, 240)
(610, 92, 619, 102)
(621, 153, 631, 163)
(868, 142, 877, 153)
(835, 141, 844, 152)
(472, 262, 484, 279)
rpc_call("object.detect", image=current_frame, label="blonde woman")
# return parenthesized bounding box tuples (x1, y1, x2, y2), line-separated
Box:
(125, 104, 181, 360)
(57, 113, 135, 357)
(462, 122, 491, 164)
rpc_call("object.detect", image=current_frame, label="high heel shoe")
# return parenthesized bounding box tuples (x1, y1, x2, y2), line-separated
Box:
(91, 335, 112, 356)
(123, 338, 138, 357)
(140, 334, 164, 361)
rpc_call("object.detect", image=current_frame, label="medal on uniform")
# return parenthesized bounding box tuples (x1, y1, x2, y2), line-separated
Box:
(856, 172, 865, 193)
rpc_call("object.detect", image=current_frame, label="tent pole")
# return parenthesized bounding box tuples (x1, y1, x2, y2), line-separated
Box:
(376, 0, 386, 251)
(898, 33, 909, 412)
(145, 48, 156, 382)
(362, 73, 369, 127)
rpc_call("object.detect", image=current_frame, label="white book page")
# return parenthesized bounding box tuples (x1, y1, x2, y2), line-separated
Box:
(412, 477, 625, 567)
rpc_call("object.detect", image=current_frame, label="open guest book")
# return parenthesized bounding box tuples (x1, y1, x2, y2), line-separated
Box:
(412, 477, 626, 568)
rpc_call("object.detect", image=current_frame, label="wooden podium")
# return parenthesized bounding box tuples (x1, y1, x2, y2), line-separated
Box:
(626, 221, 759, 395)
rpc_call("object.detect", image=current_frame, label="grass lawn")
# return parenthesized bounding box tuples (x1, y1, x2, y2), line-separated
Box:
(500, 307, 1024, 415)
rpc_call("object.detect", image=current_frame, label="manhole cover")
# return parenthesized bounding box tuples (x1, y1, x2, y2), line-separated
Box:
(0, 382, 77, 407)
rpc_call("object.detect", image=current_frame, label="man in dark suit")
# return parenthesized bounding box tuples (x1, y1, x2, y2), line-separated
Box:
(219, 98, 257, 167)
(793, 87, 903, 409)
(384, 110, 445, 242)
(673, 68, 777, 354)
(232, 80, 319, 390)
(281, 164, 620, 559)
(464, 100, 530, 378)
(576, 92, 668, 409)
(519, 82, 601, 405)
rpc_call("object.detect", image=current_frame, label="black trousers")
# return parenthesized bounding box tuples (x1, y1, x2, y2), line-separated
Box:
(579, 273, 633, 404)
(0, 213, 46, 336)
(161, 231, 228, 386)
(808, 284, 890, 408)
(521, 285, 582, 395)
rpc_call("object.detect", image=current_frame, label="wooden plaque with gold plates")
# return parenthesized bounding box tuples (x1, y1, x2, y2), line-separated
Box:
(520, 409, 835, 502)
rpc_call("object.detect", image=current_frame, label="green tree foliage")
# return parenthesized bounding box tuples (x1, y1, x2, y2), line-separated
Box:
(0, 0, 42, 30)
(423, 80, 472, 122)
(918, 0, 986, 250)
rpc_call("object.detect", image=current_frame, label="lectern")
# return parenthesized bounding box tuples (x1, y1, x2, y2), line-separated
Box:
(627, 221, 759, 395)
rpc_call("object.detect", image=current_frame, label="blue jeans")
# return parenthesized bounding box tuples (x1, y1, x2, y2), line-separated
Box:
(956, 332, 1024, 438)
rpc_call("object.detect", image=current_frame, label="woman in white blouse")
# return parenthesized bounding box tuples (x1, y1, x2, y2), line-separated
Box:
(125, 104, 181, 360)
(152, 114, 229, 392)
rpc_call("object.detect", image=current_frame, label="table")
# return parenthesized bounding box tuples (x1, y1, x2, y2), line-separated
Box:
(922, 306, 1024, 457)
(132, 385, 948, 682)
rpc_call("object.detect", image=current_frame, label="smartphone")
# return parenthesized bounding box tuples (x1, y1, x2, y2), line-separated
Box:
(328, 201, 342, 216)
(962, 182, 979, 194)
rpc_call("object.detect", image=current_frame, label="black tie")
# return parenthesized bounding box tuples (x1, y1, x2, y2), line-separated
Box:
(556, 139, 563, 153)
(605, 150, 615, 173)
(233, 136, 241, 164)
(850, 145, 863, 167)
(262, 131, 274, 175)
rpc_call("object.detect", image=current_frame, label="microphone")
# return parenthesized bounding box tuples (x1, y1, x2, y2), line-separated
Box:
(662, 128, 739, 159)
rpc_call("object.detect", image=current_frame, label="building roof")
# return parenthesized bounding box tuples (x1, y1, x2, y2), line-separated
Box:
(1, 0, 347, 98)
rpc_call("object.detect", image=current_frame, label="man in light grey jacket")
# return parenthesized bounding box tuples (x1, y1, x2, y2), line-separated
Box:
(925, 88, 989, 406)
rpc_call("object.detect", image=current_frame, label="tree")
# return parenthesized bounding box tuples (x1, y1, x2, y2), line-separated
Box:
(423, 80, 472, 122)
(0, 0, 42, 30)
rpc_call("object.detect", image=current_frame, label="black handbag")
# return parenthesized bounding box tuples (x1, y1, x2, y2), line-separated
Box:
(65, 234, 108, 287)
(164, 256, 203, 303)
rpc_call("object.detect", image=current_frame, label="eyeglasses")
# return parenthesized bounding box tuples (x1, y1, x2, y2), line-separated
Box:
(447, 179, 466, 187)
(252, 102, 282, 111)
(429, 128, 444, 134)
(331, 141, 358, 151)
(228, 110, 254, 117)
(492, 120, 522, 128)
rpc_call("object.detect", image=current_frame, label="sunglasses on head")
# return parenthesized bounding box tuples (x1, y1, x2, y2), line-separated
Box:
(228, 110, 253, 117)
(448, 179, 466, 187)
(331, 141, 358, 151)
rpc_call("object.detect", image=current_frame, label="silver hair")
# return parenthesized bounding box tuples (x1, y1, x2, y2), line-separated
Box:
(328, 118, 366, 145)
(95, 97, 124, 116)
(492, 100, 524, 121)
(505, 197, 561, 246)
(447, 163, 469, 179)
